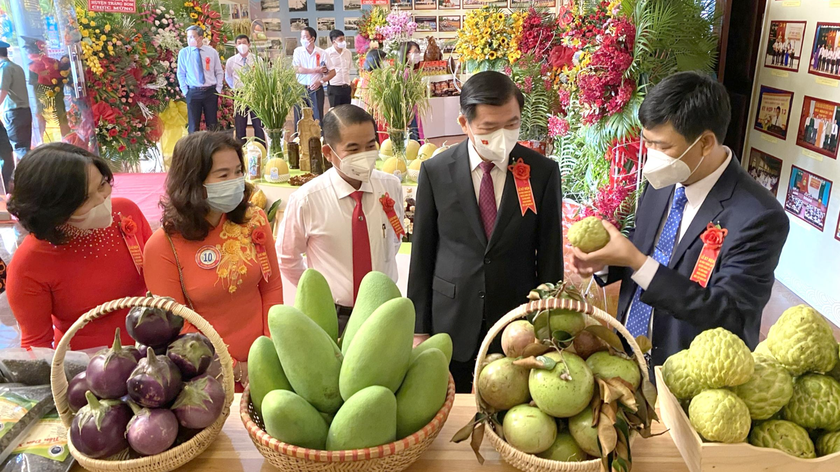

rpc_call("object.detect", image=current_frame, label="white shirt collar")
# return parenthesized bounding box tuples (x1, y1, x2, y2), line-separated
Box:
(677, 146, 732, 208)
(327, 167, 373, 199)
(467, 140, 508, 173)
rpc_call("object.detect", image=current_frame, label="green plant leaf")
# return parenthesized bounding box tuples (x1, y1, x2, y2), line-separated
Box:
(585, 325, 625, 353)
(535, 355, 557, 370)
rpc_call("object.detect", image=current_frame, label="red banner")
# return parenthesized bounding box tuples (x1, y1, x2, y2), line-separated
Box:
(89, 0, 136, 13)
(362, 0, 388, 4)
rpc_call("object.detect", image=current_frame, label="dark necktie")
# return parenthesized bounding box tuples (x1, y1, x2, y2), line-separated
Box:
(351, 191, 372, 303)
(478, 161, 497, 240)
(195, 47, 205, 85)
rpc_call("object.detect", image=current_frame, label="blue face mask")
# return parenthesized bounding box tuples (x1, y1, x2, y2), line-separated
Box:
(204, 177, 245, 213)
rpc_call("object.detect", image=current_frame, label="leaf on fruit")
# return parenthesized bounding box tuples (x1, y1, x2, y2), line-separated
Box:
(535, 355, 557, 370)
(552, 330, 574, 349)
(521, 342, 551, 358)
(641, 379, 658, 411)
(562, 283, 586, 302)
(585, 325, 624, 352)
(612, 456, 629, 472)
(512, 356, 545, 370)
(635, 335, 652, 354)
(470, 422, 485, 465)
(598, 413, 618, 455)
(532, 309, 551, 341)
(527, 290, 542, 301)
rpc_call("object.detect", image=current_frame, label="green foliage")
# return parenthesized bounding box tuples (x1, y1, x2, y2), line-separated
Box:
(225, 57, 305, 130)
(365, 60, 429, 133)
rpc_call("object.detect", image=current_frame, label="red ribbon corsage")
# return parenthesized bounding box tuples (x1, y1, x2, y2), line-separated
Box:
(690, 223, 728, 288)
(380, 193, 405, 239)
(119, 216, 143, 274)
(252, 227, 271, 282)
(508, 158, 537, 216)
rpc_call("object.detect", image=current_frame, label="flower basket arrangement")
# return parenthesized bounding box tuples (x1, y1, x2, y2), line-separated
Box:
(456, 6, 525, 72)
(355, 6, 387, 56)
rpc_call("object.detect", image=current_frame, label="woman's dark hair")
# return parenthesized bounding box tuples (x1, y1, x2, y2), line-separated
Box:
(397, 41, 420, 65)
(638, 71, 731, 143)
(162, 132, 253, 241)
(363, 49, 385, 71)
(459, 71, 524, 123)
(8, 143, 114, 245)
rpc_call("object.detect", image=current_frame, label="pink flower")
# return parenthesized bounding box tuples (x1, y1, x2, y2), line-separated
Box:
(548, 115, 570, 138)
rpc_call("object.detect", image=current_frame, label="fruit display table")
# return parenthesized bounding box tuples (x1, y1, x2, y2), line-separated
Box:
(71, 394, 689, 472)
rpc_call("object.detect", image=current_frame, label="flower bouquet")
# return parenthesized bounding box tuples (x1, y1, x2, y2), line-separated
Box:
(355, 6, 387, 55)
(456, 6, 525, 73)
(375, 10, 417, 57)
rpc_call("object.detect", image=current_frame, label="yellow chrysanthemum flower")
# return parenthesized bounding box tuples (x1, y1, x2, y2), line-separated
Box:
(189, 13, 198, 19)
(488, 51, 497, 60)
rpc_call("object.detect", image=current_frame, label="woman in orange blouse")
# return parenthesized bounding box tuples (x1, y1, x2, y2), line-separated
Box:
(143, 132, 283, 385)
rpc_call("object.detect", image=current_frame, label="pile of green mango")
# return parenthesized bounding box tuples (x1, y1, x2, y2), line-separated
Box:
(248, 269, 453, 451)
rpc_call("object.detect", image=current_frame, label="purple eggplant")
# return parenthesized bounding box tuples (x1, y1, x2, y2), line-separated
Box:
(126, 402, 179, 456)
(135, 343, 167, 357)
(127, 348, 182, 408)
(70, 391, 132, 459)
(68, 371, 91, 413)
(171, 374, 225, 430)
(125, 304, 184, 348)
(86, 329, 139, 399)
(125, 346, 144, 362)
(167, 333, 214, 379)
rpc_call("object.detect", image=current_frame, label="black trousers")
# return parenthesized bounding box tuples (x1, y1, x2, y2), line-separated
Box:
(186, 87, 219, 133)
(294, 87, 325, 132)
(0, 121, 13, 192)
(4, 108, 32, 157)
(327, 84, 352, 108)
(234, 107, 265, 145)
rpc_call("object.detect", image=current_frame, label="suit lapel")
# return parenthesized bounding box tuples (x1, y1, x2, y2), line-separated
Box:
(486, 170, 517, 254)
(669, 159, 738, 269)
(449, 142, 488, 246)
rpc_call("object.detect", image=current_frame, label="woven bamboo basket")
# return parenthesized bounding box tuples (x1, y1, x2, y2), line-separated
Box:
(240, 375, 456, 471)
(49, 296, 236, 472)
(473, 298, 650, 472)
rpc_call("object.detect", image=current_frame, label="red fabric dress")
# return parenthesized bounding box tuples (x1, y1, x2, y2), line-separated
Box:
(7, 198, 153, 350)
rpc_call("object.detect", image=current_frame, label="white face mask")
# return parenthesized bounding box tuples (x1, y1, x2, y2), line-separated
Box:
(236, 44, 249, 55)
(469, 124, 520, 165)
(336, 40, 346, 50)
(301, 38, 311, 48)
(204, 177, 245, 213)
(188, 36, 199, 48)
(410, 52, 423, 64)
(642, 135, 705, 189)
(68, 196, 113, 230)
(331, 147, 378, 182)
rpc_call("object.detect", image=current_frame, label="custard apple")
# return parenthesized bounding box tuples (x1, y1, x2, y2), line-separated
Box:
(688, 328, 754, 389)
(782, 374, 840, 432)
(817, 431, 840, 456)
(753, 340, 775, 361)
(828, 344, 840, 383)
(731, 354, 794, 420)
(749, 420, 815, 458)
(765, 305, 838, 376)
(662, 350, 706, 400)
(568, 217, 610, 253)
(688, 389, 751, 443)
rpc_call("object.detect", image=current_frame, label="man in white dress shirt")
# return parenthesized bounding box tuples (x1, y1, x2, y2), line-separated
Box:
(177, 25, 224, 133)
(292, 27, 333, 131)
(277, 105, 404, 332)
(225, 35, 265, 145)
(324, 29, 354, 108)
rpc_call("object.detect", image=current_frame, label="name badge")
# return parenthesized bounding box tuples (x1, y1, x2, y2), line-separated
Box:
(196, 246, 221, 270)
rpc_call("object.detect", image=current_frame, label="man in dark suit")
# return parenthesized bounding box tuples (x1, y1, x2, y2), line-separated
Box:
(572, 72, 790, 370)
(408, 71, 564, 392)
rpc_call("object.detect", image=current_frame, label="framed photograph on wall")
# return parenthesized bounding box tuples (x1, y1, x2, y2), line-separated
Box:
(414, 0, 437, 9)
(317, 17, 335, 31)
(785, 165, 833, 231)
(290, 18, 309, 32)
(754, 85, 794, 140)
(263, 18, 282, 32)
(835, 213, 840, 242)
(512, 0, 555, 7)
(344, 0, 362, 9)
(764, 20, 806, 72)
(439, 15, 461, 32)
(796, 96, 840, 159)
(438, 0, 460, 8)
(391, 0, 412, 9)
(415, 16, 438, 32)
(285, 37, 299, 56)
(747, 148, 784, 196)
(316, 0, 334, 11)
(808, 22, 840, 80)
(344, 17, 360, 31)
(289, 0, 307, 12)
(318, 36, 329, 49)
(463, 0, 506, 8)
(346, 36, 356, 50)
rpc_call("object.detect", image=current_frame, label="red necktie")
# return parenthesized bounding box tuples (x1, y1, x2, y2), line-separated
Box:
(478, 161, 497, 239)
(351, 191, 372, 303)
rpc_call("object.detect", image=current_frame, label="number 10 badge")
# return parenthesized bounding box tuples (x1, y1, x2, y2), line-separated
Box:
(196, 246, 221, 270)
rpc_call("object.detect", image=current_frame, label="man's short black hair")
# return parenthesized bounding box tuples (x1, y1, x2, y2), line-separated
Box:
(322, 104, 377, 147)
(330, 29, 345, 43)
(303, 27, 317, 40)
(186, 25, 203, 35)
(234, 35, 250, 43)
(0, 48, 7, 57)
(459, 71, 524, 122)
(638, 71, 731, 143)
